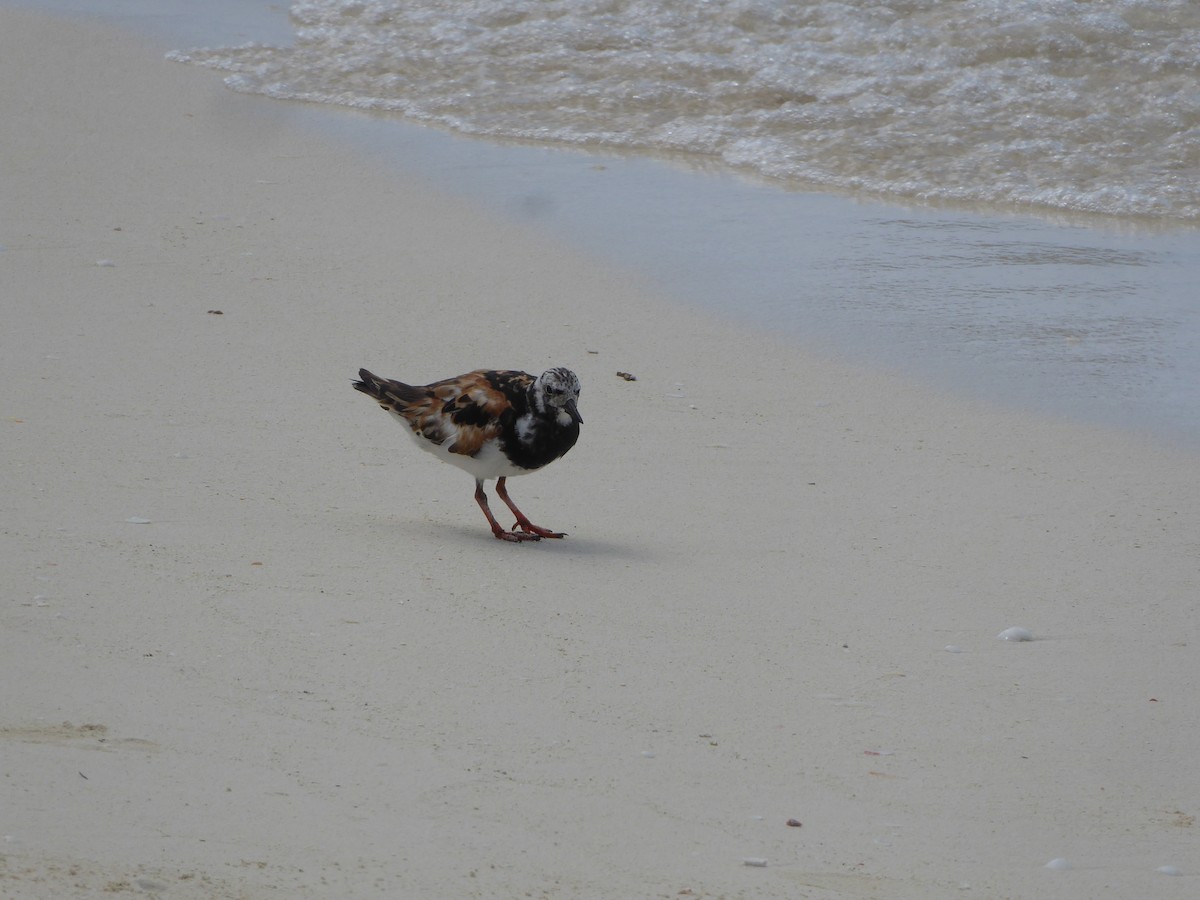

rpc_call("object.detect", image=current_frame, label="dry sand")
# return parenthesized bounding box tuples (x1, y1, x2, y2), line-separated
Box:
(2, 8, 1198, 898)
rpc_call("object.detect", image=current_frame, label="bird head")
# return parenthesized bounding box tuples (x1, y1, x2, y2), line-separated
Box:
(534, 368, 583, 425)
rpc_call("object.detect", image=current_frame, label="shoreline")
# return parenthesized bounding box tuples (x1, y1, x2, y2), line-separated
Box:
(3, 6, 1198, 899)
(14, 0, 1200, 448)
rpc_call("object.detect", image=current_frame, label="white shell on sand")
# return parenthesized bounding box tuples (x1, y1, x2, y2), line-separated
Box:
(1156, 865, 1182, 876)
(1044, 858, 1071, 870)
(998, 626, 1034, 642)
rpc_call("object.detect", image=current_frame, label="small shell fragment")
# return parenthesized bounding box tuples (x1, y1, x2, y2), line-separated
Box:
(742, 857, 768, 867)
(126, 517, 152, 524)
(998, 626, 1034, 642)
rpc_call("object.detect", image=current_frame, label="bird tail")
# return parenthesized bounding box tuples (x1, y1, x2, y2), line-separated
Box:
(352, 369, 424, 407)
(352, 368, 387, 400)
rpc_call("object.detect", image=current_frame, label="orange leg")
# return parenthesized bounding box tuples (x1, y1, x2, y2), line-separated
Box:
(495, 476, 566, 539)
(474, 479, 542, 542)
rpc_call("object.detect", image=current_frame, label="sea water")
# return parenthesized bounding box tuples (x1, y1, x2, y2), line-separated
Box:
(172, 0, 1200, 223)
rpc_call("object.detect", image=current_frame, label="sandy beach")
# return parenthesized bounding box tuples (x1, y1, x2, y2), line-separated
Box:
(3, 7, 1198, 898)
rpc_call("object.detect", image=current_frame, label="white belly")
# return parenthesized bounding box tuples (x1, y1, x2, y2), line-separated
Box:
(399, 419, 529, 481)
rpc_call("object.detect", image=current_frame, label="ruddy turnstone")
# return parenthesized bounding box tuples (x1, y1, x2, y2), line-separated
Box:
(353, 367, 582, 542)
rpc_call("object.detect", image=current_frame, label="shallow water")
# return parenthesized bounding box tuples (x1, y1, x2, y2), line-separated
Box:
(298, 113, 1200, 444)
(12, 0, 1200, 445)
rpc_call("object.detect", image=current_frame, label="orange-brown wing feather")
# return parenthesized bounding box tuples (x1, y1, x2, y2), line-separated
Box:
(359, 369, 533, 457)
(422, 370, 526, 457)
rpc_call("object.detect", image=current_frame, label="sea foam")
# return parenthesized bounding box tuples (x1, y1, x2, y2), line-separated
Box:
(170, 0, 1200, 221)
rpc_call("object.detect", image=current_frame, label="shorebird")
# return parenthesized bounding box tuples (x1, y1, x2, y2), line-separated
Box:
(353, 367, 582, 542)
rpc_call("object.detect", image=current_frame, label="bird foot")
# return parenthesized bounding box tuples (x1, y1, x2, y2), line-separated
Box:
(512, 521, 566, 539)
(493, 528, 543, 542)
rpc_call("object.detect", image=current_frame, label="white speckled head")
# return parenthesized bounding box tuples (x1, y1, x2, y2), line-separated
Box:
(533, 368, 583, 425)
